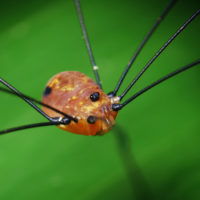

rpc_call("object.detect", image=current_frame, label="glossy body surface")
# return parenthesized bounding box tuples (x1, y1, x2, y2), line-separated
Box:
(42, 71, 118, 135)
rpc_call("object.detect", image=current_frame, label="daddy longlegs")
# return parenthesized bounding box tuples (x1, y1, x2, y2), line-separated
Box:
(0, 0, 199, 136)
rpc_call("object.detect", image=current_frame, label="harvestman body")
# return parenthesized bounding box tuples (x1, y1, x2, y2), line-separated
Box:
(0, 0, 199, 135)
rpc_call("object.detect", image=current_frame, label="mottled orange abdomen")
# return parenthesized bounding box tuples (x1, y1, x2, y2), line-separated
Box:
(42, 71, 118, 136)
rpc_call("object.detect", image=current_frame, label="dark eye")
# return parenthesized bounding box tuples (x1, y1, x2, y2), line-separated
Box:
(87, 116, 97, 124)
(90, 92, 100, 102)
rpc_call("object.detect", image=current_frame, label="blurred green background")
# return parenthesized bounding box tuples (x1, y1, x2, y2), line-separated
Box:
(0, 0, 200, 199)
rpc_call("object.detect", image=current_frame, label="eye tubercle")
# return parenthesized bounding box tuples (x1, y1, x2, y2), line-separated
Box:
(90, 92, 100, 102)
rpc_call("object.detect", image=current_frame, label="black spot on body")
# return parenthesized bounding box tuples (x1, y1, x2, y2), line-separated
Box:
(43, 86, 52, 97)
(87, 116, 96, 124)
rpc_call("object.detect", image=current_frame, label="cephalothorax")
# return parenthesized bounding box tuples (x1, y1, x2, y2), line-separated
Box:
(0, 0, 199, 136)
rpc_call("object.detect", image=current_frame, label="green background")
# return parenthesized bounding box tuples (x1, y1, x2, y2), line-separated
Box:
(0, 0, 200, 199)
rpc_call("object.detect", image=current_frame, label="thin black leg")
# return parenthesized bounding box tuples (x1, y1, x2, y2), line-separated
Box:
(75, 0, 102, 89)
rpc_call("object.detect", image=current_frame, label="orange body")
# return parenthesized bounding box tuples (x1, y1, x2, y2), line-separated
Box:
(42, 71, 118, 136)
